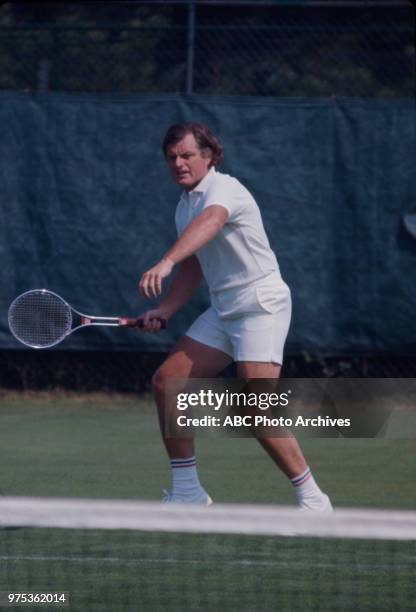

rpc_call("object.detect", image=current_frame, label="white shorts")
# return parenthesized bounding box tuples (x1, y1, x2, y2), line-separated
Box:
(185, 274, 291, 364)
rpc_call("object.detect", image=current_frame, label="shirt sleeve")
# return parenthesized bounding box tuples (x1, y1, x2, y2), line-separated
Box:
(202, 177, 246, 222)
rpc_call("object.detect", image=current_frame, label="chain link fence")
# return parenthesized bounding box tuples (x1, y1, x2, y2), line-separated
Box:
(0, 2, 413, 97)
(2, 350, 416, 394)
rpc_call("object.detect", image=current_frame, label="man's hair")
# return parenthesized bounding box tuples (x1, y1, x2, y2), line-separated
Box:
(162, 123, 224, 167)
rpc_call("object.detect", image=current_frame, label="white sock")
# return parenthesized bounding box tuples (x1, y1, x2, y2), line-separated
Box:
(171, 456, 202, 496)
(291, 466, 327, 508)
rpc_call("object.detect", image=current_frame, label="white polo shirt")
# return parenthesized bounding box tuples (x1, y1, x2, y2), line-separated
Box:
(175, 167, 280, 294)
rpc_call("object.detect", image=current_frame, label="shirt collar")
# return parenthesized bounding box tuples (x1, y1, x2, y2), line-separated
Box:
(180, 166, 216, 205)
(192, 166, 216, 195)
(187, 166, 216, 197)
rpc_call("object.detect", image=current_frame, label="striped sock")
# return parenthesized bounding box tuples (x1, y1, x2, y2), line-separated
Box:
(170, 456, 202, 496)
(291, 466, 325, 506)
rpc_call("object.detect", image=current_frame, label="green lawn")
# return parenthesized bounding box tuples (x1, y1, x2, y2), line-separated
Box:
(3, 528, 414, 612)
(0, 392, 415, 508)
(0, 392, 415, 612)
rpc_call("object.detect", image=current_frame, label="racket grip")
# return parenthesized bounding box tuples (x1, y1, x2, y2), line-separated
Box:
(119, 317, 167, 330)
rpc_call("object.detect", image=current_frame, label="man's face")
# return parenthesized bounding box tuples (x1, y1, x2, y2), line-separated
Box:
(166, 133, 212, 191)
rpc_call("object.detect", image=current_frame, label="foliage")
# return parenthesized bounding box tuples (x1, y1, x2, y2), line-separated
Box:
(0, 2, 413, 97)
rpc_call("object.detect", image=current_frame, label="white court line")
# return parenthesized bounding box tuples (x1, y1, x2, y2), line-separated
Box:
(1, 555, 413, 571)
(1, 497, 416, 540)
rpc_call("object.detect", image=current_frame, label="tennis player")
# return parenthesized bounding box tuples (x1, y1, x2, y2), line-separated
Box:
(139, 123, 332, 512)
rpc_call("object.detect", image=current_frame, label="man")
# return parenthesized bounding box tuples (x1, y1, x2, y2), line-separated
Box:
(138, 122, 332, 512)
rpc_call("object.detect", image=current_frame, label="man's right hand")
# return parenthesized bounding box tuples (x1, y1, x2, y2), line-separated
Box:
(138, 307, 169, 332)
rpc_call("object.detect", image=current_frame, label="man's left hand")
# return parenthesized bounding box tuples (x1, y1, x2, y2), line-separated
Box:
(139, 257, 174, 298)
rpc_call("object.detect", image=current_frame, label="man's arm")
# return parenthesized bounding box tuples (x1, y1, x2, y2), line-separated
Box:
(159, 254, 203, 318)
(139, 255, 203, 330)
(165, 204, 228, 266)
(139, 205, 228, 298)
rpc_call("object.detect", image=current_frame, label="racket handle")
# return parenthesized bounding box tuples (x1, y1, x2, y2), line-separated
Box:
(119, 317, 167, 330)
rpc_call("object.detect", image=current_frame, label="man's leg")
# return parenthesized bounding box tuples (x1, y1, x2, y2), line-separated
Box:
(153, 335, 232, 501)
(236, 361, 332, 512)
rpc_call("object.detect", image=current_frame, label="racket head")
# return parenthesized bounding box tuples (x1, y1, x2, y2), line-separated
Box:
(8, 289, 73, 349)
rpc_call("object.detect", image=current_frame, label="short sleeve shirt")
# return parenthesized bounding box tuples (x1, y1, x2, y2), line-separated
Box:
(174, 167, 280, 294)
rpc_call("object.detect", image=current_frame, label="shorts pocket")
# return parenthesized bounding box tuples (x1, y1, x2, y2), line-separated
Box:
(255, 281, 290, 314)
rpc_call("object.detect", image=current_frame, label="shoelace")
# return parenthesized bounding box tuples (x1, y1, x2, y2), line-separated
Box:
(162, 489, 173, 503)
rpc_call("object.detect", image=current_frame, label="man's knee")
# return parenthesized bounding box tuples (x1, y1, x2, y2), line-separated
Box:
(152, 367, 167, 396)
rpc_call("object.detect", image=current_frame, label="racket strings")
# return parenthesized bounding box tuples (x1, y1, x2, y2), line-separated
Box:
(9, 291, 72, 348)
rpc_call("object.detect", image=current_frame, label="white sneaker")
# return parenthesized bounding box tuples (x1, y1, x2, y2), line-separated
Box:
(299, 493, 333, 514)
(162, 489, 213, 505)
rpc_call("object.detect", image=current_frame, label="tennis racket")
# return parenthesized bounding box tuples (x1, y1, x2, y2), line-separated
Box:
(8, 289, 166, 349)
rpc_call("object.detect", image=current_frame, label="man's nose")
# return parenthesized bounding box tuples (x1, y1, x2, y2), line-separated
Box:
(175, 156, 185, 168)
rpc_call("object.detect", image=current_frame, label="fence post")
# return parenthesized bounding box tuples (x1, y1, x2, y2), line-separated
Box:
(186, 1, 196, 94)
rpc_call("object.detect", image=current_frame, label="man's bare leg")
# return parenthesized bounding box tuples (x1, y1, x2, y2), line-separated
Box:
(152, 336, 232, 502)
(236, 361, 332, 512)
